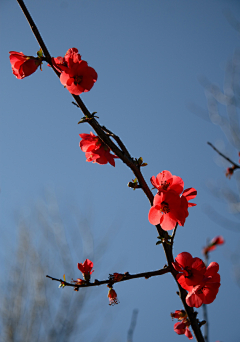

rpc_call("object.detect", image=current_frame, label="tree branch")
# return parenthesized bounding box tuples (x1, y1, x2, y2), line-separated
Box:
(46, 266, 171, 288)
(15, 1, 205, 340)
(208, 141, 240, 168)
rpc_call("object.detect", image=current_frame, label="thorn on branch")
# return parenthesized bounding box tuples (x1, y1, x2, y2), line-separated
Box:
(72, 101, 80, 108)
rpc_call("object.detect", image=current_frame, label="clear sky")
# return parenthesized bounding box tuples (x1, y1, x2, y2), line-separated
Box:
(1, 0, 240, 341)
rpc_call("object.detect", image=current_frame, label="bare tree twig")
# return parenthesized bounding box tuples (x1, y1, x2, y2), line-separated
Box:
(127, 309, 139, 342)
(207, 141, 240, 168)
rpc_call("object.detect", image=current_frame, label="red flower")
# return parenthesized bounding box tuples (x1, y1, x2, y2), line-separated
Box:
(171, 310, 187, 320)
(148, 190, 189, 230)
(52, 47, 97, 95)
(79, 132, 117, 166)
(52, 48, 82, 72)
(111, 273, 124, 282)
(149, 171, 197, 230)
(150, 170, 184, 194)
(108, 287, 119, 306)
(186, 262, 221, 308)
(173, 252, 206, 290)
(174, 322, 193, 340)
(9, 51, 42, 79)
(150, 171, 197, 207)
(171, 310, 193, 340)
(202, 236, 225, 255)
(77, 259, 94, 282)
(226, 166, 235, 178)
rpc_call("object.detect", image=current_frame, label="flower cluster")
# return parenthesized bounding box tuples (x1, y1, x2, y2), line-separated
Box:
(9, 48, 97, 95)
(173, 252, 221, 308)
(79, 132, 117, 166)
(171, 310, 193, 340)
(71, 259, 119, 305)
(52, 48, 97, 95)
(148, 171, 197, 231)
(202, 236, 225, 256)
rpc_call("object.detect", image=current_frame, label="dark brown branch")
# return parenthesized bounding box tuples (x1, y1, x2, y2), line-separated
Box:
(208, 141, 240, 168)
(170, 223, 178, 244)
(16, 0, 154, 209)
(101, 126, 131, 159)
(46, 266, 171, 288)
(16, 1, 205, 340)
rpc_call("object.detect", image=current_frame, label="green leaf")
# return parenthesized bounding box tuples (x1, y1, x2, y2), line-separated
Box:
(37, 48, 43, 58)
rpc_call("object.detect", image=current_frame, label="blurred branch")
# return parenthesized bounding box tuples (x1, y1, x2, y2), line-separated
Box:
(127, 309, 139, 342)
(1, 191, 108, 342)
(207, 141, 240, 168)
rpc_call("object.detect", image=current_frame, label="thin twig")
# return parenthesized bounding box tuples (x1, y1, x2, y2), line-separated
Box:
(207, 141, 240, 168)
(101, 126, 131, 158)
(46, 266, 171, 288)
(171, 223, 178, 244)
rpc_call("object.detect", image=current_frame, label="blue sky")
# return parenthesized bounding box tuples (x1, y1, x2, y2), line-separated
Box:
(1, 0, 240, 341)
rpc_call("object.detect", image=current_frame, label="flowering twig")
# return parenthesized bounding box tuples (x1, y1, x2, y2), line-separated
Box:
(15, 1, 206, 341)
(16, 0, 154, 210)
(46, 266, 171, 288)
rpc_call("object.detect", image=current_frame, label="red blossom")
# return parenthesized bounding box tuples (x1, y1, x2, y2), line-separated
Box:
(77, 259, 94, 282)
(148, 171, 197, 230)
(52, 47, 97, 95)
(186, 262, 221, 308)
(79, 132, 117, 166)
(226, 166, 235, 178)
(150, 171, 197, 207)
(202, 236, 225, 255)
(148, 190, 189, 231)
(9, 51, 42, 79)
(174, 322, 193, 340)
(108, 287, 119, 306)
(171, 310, 187, 321)
(150, 170, 184, 194)
(111, 273, 124, 282)
(52, 48, 82, 72)
(171, 310, 193, 340)
(173, 252, 206, 290)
